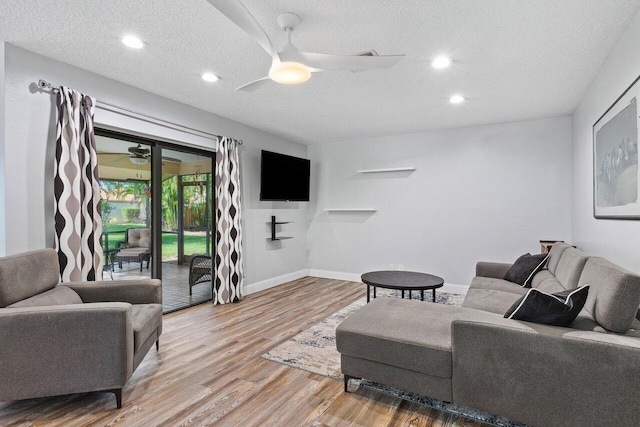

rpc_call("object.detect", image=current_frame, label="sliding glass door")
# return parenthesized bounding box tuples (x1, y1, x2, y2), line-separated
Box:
(95, 129, 214, 313)
(96, 135, 153, 280)
(160, 148, 213, 312)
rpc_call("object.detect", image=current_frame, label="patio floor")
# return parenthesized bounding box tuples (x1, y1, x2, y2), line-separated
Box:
(105, 260, 212, 313)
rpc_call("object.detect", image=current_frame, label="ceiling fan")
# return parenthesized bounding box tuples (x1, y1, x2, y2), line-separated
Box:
(99, 144, 182, 165)
(206, 0, 405, 92)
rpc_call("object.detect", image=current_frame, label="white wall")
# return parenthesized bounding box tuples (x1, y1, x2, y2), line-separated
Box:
(307, 116, 572, 286)
(1, 44, 308, 286)
(571, 10, 640, 273)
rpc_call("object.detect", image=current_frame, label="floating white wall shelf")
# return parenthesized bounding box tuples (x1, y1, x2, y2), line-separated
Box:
(324, 208, 377, 212)
(356, 167, 416, 174)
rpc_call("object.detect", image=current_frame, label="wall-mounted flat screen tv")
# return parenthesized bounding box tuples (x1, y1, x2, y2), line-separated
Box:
(260, 150, 310, 201)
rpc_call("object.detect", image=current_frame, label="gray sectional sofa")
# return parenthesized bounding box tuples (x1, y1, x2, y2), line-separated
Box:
(336, 243, 640, 427)
(0, 249, 163, 408)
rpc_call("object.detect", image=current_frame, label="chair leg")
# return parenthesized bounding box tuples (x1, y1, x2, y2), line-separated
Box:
(156, 339, 159, 351)
(110, 388, 123, 409)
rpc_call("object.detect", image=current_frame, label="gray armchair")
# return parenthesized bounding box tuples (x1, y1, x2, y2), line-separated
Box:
(0, 248, 162, 409)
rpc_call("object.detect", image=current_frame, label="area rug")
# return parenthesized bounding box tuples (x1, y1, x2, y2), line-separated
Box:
(261, 290, 529, 427)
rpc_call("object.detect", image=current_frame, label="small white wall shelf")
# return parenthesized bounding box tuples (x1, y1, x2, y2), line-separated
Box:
(357, 167, 416, 174)
(324, 208, 377, 212)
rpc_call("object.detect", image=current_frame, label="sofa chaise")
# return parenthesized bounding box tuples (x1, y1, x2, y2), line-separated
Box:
(336, 242, 640, 427)
(0, 248, 162, 408)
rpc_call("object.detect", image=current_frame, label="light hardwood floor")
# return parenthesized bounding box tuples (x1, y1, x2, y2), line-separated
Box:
(0, 277, 485, 427)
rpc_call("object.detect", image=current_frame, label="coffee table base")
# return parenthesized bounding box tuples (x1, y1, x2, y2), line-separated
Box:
(367, 285, 436, 303)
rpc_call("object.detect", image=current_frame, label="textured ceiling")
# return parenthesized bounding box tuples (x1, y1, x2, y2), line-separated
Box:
(1, 0, 639, 145)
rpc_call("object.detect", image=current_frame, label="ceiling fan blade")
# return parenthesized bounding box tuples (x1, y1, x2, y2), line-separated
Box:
(279, 51, 405, 72)
(236, 77, 272, 92)
(206, 0, 276, 57)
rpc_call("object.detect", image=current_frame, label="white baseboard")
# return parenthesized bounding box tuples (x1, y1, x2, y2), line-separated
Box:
(308, 269, 469, 295)
(244, 269, 310, 295)
(308, 269, 362, 282)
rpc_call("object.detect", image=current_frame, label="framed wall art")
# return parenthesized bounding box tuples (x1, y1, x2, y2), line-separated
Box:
(593, 75, 640, 219)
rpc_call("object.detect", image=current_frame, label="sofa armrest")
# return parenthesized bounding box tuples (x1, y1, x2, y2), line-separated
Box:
(60, 279, 162, 304)
(451, 311, 640, 426)
(0, 303, 134, 401)
(475, 261, 511, 279)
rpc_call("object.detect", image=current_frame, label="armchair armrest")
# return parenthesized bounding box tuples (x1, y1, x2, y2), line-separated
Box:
(475, 261, 512, 279)
(60, 279, 162, 304)
(0, 303, 133, 401)
(451, 310, 640, 426)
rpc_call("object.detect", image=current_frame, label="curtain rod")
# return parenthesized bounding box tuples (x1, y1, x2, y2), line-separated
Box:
(36, 79, 243, 145)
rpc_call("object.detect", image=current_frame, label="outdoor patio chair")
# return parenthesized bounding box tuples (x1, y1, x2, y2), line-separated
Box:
(115, 228, 151, 272)
(189, 255, 212, 295)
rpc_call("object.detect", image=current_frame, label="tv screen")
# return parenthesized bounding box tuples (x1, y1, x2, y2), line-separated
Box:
(260, 150, 310, 201)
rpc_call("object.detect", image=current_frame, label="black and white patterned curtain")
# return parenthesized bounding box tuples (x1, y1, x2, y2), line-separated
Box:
(53, 87, 103, 282)
(214, 137, 244, 304)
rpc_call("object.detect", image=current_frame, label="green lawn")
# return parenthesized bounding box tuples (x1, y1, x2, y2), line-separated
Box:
(103, 223, 146, 233)
(102, 223, 210, 259)
(160, 233, 210, 258)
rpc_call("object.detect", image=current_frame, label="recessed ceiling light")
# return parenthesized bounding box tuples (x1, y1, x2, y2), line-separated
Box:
(121, 35, 145, 49)
(202, 73, 220, 82)
(431, 56, 451, 69)
(450, 95, 465, 104)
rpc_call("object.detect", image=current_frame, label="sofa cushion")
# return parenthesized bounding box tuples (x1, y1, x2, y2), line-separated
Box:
(468, 276, 529, 295)
(7, 286, 82, 308)
(579, 257, 640, 333)
(546, 242, 571, 275)
(554, 246, 588, 289)
(0, 249, 60, 307)
(505, 286, 589, 326)
(336, 298, 463, 378)
(504, 253, 550, 287)
(462, 288, 525, 315)
(132, 303, 162, 352)
(530, 270, 562, 292)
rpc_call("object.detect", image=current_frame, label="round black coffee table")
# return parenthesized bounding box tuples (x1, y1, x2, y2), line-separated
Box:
(361, 271, 444, 303)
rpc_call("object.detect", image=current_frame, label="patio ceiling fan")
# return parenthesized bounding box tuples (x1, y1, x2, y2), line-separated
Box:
(99, 144, 182, 165)
(205, 0, 405, 92)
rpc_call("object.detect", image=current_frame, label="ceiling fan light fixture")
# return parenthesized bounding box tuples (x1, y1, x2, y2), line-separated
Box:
(129, 157, 148, 165)
(269, 62, 311, 84)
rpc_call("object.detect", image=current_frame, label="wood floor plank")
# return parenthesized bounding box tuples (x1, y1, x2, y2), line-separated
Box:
(0, 277, 487, 426)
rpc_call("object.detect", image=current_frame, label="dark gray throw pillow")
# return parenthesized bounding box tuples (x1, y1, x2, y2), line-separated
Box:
(504, 285, 590, 326)
(503, 253, 550, 287)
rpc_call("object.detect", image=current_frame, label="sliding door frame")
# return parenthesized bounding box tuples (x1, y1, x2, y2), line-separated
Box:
(95, 128, 216, 283)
